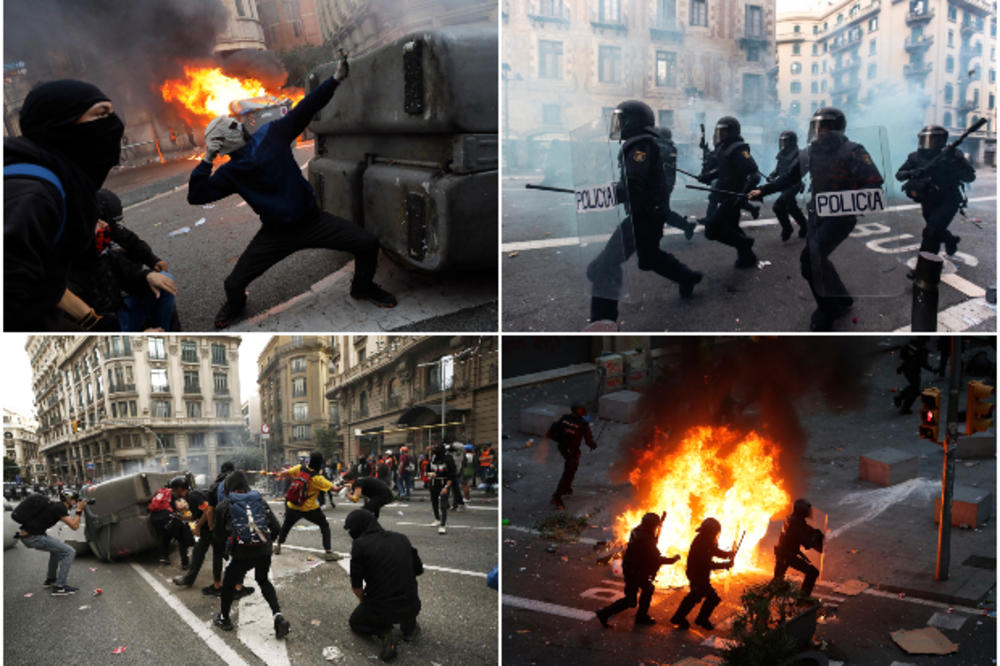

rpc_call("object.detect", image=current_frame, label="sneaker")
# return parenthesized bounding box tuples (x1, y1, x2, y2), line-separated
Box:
(51, 585, 79, 596)
(214, 297, 246, 329)
(402, 622, 421, 642)
(438, 525, 447, 535)
(234, 586, 255, 599)
(634, 615, 656, 626)
(377, 632, 398, 662)
(595, 610, 611, 628)
(809, 308, 834, 332)
(273, 542, 281, 555)
(695, 618, 715, 631)
(679, 271, 702, 299)
(202, 584, 222, 597)
(214, 613, 234, 631)
(43, 578, 57, 588)
(274, 612, 291, 639)
(173, 575, 193, 588)
(350, 280, 397, 308)
(324, 550, 342, 561)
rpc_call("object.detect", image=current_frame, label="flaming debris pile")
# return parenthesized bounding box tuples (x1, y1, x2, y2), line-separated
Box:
(161, 66, 304, 126)
(615, 425, 789, 588)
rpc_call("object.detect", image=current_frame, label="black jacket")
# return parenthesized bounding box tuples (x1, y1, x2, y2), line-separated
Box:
(700, 137, 760, 198)
(68, 218, 163, 314)
(685, 531, 731, 584)
(546, 413, 595, 456)
(896, 148, 975, 202)
(213, 493, 280, 559)
(775, 513, 823, 560)
(4, 137, 100, 330)
(346, 511, 422, 621)
(622, 523, 675, 580)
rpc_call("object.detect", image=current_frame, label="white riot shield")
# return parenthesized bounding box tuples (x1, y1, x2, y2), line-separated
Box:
(570, 119, 633, 303)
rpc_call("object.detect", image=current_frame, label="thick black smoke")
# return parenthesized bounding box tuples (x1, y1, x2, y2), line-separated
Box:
(221, 49, 289, 90)
(612, 337, 874, 500)
(3, 0, 276, 119)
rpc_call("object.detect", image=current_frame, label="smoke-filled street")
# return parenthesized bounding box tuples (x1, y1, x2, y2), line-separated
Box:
(4, 487, 498, 665)
(502, 171, 996, 332)
(501, 336, 996, 664)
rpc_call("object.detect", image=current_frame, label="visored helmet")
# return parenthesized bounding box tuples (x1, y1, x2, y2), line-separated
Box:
(169, 475, 189, 490)
(713, 116, 741, 147)
(808, 107, 846, 143)
(918, 125, 948, 150)
(640, 512, 662, 530)
(779, 130, 798, 151)
(656, 127, 673, 142)
(696, 517, 721, 536)
(609, 100, 655, 141)
(793, 498, 812, 519)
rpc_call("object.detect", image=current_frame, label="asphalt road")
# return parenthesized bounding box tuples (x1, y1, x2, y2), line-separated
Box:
(501, 172, 997, 332)
(4, 488, 498, 665)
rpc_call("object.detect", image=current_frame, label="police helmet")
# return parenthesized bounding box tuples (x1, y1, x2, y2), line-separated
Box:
(793, 498, 812, 519)
(918, 125, 948, 150)
(808, 107, 846, 143)
(713, 116, 741, 147)
(656, 127, 673, 142)
(640, 512, 662, 530)
(778, 130, 798, 151)
(570, 402, 587, 417)
(696, 517, 721, 536)
(609, 100, 655, 141)
(168, 475, 189, 490)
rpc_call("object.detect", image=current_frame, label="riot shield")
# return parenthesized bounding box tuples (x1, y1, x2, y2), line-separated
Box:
(569, 119, 632, 304)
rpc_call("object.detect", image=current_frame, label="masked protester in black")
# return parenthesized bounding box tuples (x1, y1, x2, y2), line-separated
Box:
(596, 513, 679, 627)
(670, 517, 734, 630)
(344, 509, 423, 662)
(750, 107, 884, 331)
(586, 100, 703, 325)
(698, 116, 761, 268)
(896, 125, 975, 264)
(5, 79, 125, 331)
(771, 499, 823, 598)
(427, 444, 456, 534)
(770, 131, 808, 241)
(548, 403, 596, 510)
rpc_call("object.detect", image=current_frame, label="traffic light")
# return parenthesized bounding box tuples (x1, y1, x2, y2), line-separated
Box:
(919, 388, 940, 442)
(966, 380, 995, 434)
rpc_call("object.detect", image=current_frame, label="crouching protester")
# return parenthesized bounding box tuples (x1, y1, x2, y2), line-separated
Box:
(148, 475, 195, 568)
(13, 491, 88, 595)
(344, 509, 423, 662)
(213, 471, 290, 638)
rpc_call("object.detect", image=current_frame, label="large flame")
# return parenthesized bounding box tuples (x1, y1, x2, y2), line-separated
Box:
(615, 425, 790, 588)
(161, 65, 305, 126)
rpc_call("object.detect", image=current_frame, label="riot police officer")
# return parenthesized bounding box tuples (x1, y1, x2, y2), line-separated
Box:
(670, 517, 734, 630)
(771, 498, 823, 598)
(769, 131, 807, 241)
(547, 403, 596, 510)
(596, 512, 679, 627)
(896, 125, 975, 264)
(654, 127, 697, 240)
(750, 107, 884, 331)
(893, 337, 933, 414)
(586, 100, 703, 325)
(698, 116, 761, 268)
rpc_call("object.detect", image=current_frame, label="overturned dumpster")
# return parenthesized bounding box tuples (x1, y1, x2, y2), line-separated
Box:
(307, 24, 497, 273)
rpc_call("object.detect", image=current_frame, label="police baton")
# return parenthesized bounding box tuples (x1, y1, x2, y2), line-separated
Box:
(525, 184, 574, 194)
(665, 164, 701, 180)
(685, 184, 750, 199)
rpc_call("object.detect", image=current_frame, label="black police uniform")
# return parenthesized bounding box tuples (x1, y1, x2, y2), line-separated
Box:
(893, 339, 932, 414)
(654, 133, 696, 238)
(896, 147, 975, 255)
(699, 137, 760, 265)
(547, 411, 595, 503)
(670, 529, 731, 627)
(771, 512, 822, 597)
(760, 133, 883, 328)
(586, 133, 702, 321)
(596, 517, 677, 624)
(770, 144, 807, 240)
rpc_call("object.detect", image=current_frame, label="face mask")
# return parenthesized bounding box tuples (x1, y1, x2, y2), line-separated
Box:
(45, 113, 125, 189)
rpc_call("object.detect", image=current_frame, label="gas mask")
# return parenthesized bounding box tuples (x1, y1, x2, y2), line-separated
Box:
(204, 115, 248, 156)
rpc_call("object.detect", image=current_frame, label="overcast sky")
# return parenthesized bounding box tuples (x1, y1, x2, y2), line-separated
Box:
(0, 335, 273, 419)
(777, 0, 833, 14)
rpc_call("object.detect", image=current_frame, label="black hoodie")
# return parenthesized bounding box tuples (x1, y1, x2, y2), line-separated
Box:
(4, 136, 99, 330)
(344, 510, 422, 621)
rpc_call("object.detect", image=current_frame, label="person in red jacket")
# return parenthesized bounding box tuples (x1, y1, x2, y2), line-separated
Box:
(148, 475, 195, 568)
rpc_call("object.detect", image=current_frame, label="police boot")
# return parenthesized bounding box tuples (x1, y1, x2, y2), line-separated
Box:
(780, 225, 793, 242)
(734, 247, 757, 269)
(945, 235, 960, 256)
(684, 219, 697, 241)
(809, 309, 834, 332)
(679, 271, 703, 299)
(634, 615, 656, 626)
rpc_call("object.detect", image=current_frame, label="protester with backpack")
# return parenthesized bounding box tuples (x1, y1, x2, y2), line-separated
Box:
(5, 79, 126, 331)
(148, 475, 195, 568)
(273, 451, 341, 561)
(14, 490, 88, 595)
(212, 471, 289, 638)
(343, 509, 423, 662)
(188, 462, 250, 598)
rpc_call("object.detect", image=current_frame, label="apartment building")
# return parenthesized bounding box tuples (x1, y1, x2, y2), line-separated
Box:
(3, 408, 41, 482)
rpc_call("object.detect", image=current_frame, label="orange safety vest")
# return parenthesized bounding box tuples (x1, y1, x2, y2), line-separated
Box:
(479, 448, 495, 468)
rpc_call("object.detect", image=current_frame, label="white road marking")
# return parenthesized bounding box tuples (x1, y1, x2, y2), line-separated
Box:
(940, 273, 987, 298)
(395, 521, 496, 530)
(894, 297, 996, 332)
(279, 543, 487, 578)
(236, 590, 291, 666)
(129, 562, 252, 666)
(504, 523, 600, 545)
(503, 594, 595, 621)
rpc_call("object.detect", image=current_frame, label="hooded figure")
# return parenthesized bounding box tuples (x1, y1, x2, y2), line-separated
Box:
(343, 509, 422, 661)
(5, 79, 125, 331)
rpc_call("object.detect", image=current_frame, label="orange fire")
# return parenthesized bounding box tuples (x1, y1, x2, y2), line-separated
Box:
(615, 425, 790, 588)
(161, 65, 304, 127)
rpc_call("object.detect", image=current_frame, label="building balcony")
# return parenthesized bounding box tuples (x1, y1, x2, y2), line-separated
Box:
(958, 98, 978, 112)
(113, 447, 148, 459)
(214, 388, 230, 397)
(589, 9, 627, 33)
(832, 59, 862, 75)
(832, 80, 862, 96)
(183, 386, 201, 395)
(526, 1, 570, 24)
(108, 383, 137, 396)
(904, 34, 934, 51)
(326, 337, 429, 393)
(739, 35, 769, 51)
(905, 8, 934, 24)
(828, 36, 862, 54)
(649, 19, 684, 43)
(904, 62, 933, 78)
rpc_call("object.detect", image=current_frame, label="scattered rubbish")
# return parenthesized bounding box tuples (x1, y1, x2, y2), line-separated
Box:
(112, 647, 127, 655)
(852, 317, 858, 324)
(293, 525, 320, 531)
(927, 611, 966, 631)
(504, 539, 518, 547)
(322, 645, 343, 661)
(78, 605, 91, 610)
(508, 251, 519, 258)
(167, 226, 191, 238)
(153, 221, 163, 227)
(560, 556, 568, 562)
(898, 592, 906, 598)
(756, 260, 772, 269)
(23, 593, 33, 598)
(525, 439, 534, 448)
(545, 546, 557, 554)
(700, 635, 738, 650)
(309, 560, 324, 569)
(306, 555, 316, 561)
(518, 567, 527, 572)
(89, 567, 98, 572)
(832, 579, 869, 596)
(94, 588, 103, 596)
(195, 218, 206, 226)
(501, 518, 510, 526)
(890, 627, 958, 655)
(311, 619, 322, 626)
(202, 205, 215, 209)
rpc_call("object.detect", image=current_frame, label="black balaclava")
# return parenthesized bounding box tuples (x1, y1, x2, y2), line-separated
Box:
(19, 79, 125, 190)
(344, 509, 377, 539)
(95, 188, 123, 224)
(309, 451, 324, 472)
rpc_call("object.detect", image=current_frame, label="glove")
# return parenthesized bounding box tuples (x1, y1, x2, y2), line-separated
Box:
(333, 52, 349, 82)
(203, 136, 224, 164)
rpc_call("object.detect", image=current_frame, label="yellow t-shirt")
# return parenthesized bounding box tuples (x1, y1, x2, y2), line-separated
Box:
(285, 465, 334, 512)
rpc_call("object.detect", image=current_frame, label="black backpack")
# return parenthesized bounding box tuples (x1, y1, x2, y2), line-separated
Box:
(226, 490, 271, 555)
(12, 493, 52, 526)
